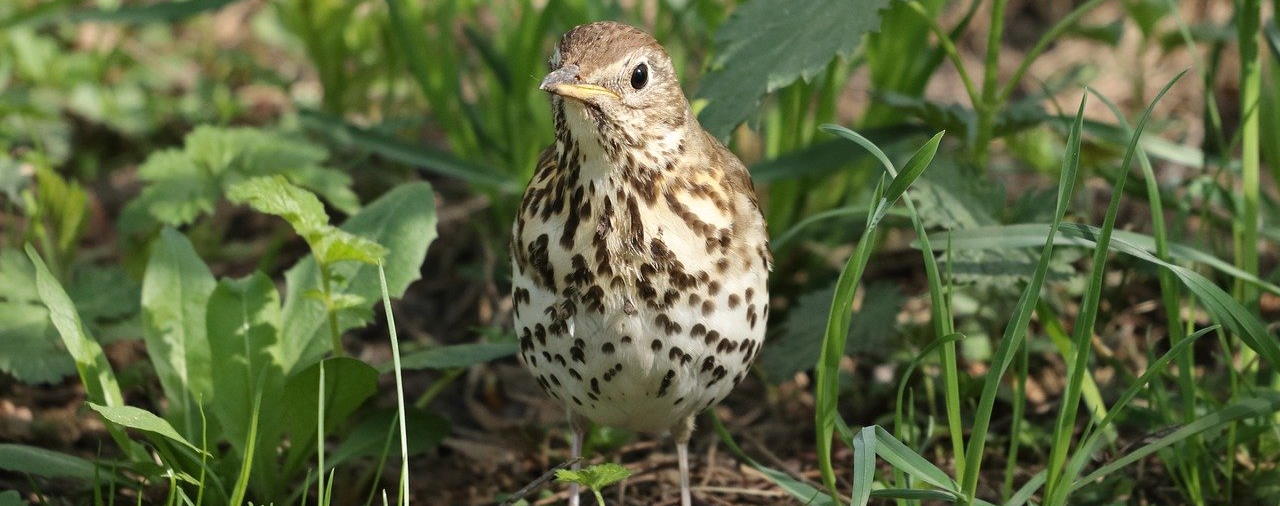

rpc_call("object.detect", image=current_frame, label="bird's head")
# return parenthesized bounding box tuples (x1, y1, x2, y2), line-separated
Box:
(541, 22, 691, 159)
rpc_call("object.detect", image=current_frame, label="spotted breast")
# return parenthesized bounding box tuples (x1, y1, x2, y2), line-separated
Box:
(510, 23, 770, 437)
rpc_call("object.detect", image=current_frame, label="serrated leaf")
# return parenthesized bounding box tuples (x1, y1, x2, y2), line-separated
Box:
(695, 0, 894, 138)
(129, 126, 356, 227)
(555, 463, 631, 489)
(289, 165, 360, 215)
(310, 226, 388, 266)
(0, 302, 74, 384)
(760, 282, 901, 384)
(226, 175, 328, 234)
(87, 403, 202, 453)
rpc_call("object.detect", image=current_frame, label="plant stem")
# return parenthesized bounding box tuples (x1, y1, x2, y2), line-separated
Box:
(318, 262, 344, 356)
(1235, 0, 1261, 311)
(975, 0, 1008, 165)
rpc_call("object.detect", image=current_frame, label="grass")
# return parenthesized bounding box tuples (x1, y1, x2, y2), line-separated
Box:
(1, 0, 1278, 504)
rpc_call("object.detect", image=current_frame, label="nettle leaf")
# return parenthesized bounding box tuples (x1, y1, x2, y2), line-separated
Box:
(226, 175, 329, 234)
(227, 176, 386, 266)
(555, 463, 632, 490)
(696, 0, 894, 138)
(0, 249, 138, 385)
(759, 282, 901, 383)
(124, 126, 356, 228)
(310, 227, 387, 266)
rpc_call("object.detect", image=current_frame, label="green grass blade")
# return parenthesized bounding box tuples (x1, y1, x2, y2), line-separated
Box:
(873, 426, 958, 493)
(851, 426, 877, 506)
(870, 489, 958, 502)
(229, 389, 262, 506)
(925, 224, 1280, 295)
(1051, 326, 1218, 504)
(1045, 74, 1185, 501)
(1073, 394, 1280, 490)
(959, 92, 1087, 500)
(710, 412, 837, 505)
(378, 263, 411, 505)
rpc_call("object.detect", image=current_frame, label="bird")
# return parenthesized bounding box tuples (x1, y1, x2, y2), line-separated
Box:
(510, 21, 771, 506)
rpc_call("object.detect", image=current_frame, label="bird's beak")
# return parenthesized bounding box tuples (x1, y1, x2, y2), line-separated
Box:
(540, 65, 619, 102)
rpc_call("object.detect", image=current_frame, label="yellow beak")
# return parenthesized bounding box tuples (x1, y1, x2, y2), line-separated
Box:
(545, 83, 620, 101)
(540, 65, 619, 101)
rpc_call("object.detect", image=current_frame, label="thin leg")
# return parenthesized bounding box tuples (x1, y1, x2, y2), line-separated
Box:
(672, 415, 695, 506)
(569, 427, 584, 506)
(676, 439, 691, 506)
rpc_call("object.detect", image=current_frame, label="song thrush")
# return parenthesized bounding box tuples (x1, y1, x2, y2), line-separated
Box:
(511, 21, 771, 506)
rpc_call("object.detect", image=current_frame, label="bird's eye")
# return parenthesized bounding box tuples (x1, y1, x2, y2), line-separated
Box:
(630, 63, 648, 90)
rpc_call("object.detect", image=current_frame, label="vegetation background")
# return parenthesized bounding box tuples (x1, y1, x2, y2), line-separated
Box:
(1, 0, 1278, 504)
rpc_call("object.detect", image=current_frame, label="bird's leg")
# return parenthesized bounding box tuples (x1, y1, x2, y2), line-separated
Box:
(672, 416, 695, 506)
(568, 413, 589, 506)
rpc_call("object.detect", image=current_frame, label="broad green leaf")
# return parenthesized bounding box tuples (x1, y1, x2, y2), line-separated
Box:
(206, 272, 286, 490)
(0, 444, 102, 481)
(325, 407, 449, 467)
(396, 342, 517, 371)
(87, 403, 202, 453)
(280, 183, 437, 374)
(141, 228, 215, 430)
(26, 245, 124, 407)
(226, 176, 329, 235)
(695, 0, 894, 138)
(555, 463, 631, 490)
(282, 357, 378, 463)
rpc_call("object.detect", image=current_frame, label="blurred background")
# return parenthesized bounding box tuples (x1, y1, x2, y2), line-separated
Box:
(1, 0, 1277, 504)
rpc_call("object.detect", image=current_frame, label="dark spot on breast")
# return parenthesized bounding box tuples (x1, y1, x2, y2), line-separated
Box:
(602, 342, 615, 354)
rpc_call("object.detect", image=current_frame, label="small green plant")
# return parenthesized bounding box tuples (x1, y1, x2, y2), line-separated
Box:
(555, 463, 631, 506)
